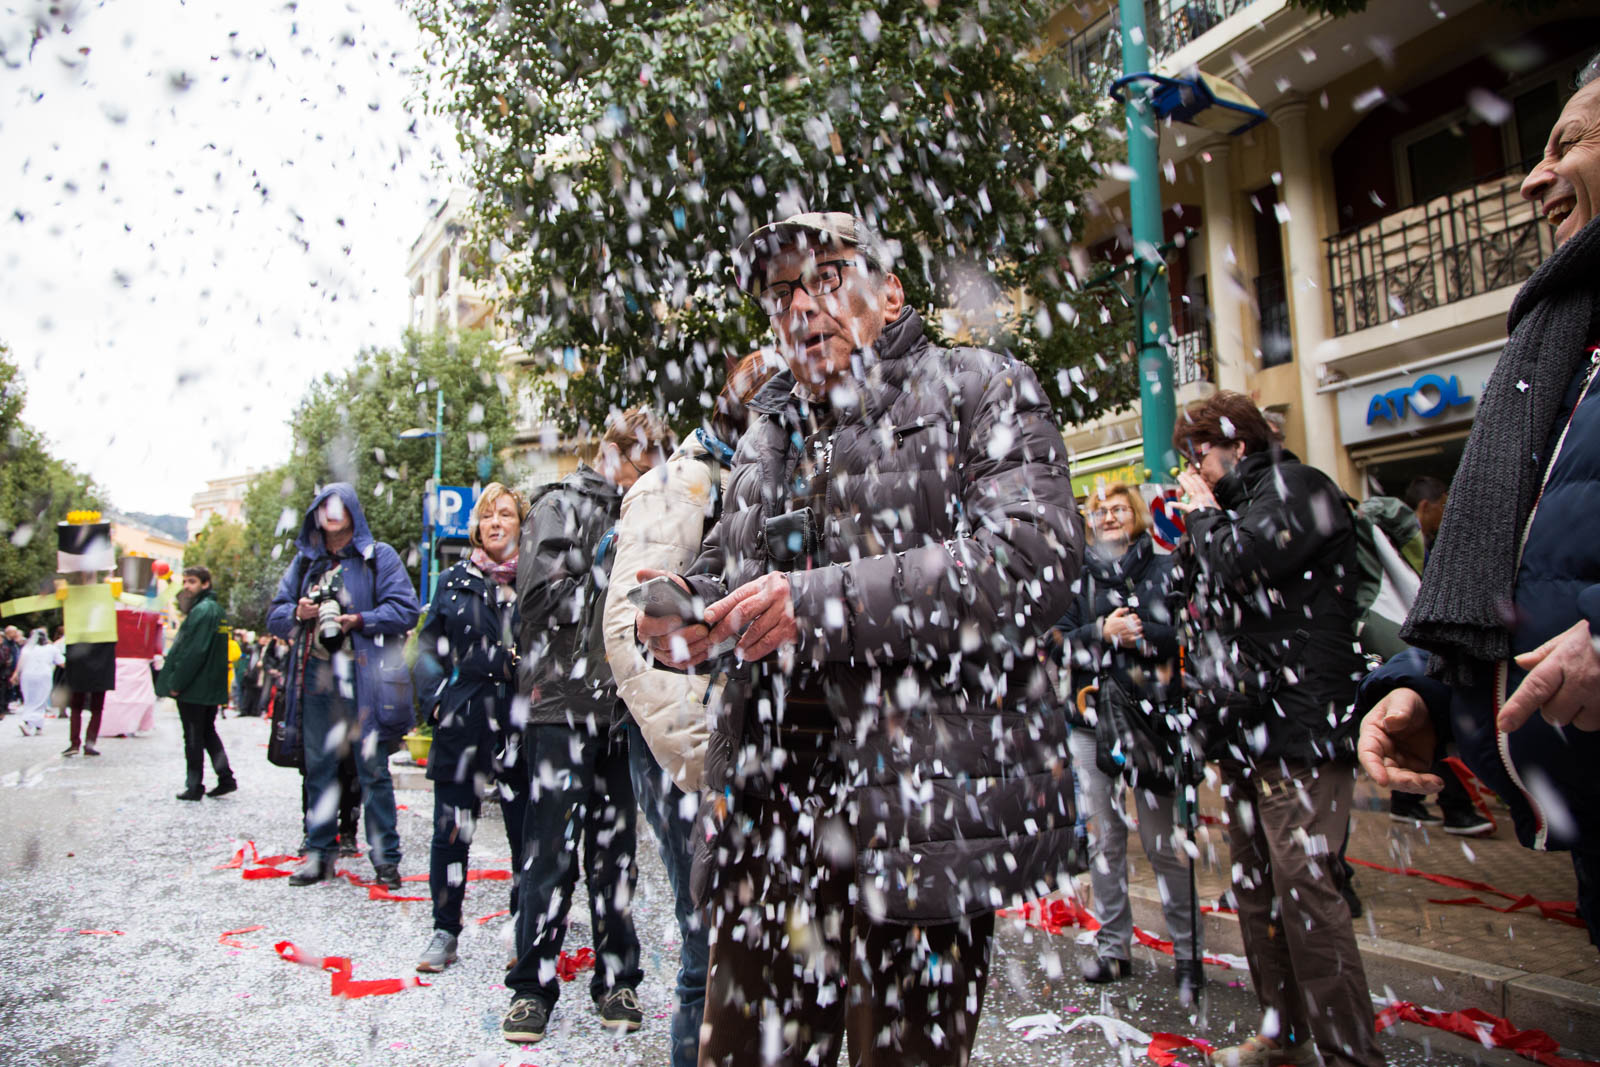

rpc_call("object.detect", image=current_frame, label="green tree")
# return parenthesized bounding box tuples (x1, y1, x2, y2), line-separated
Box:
(0, 346, 105, 627)
(243, 329, 515, 606)
(415, 0, 1133, 436)
(184, 516, 253, 625)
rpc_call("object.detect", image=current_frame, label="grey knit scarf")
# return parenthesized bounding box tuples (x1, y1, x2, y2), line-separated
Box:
(1402, 214, 1600, 683)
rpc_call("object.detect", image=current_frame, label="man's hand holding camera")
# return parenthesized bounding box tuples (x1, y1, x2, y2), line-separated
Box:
(635, 568, 797, 667)
(297, 596, 361, 633)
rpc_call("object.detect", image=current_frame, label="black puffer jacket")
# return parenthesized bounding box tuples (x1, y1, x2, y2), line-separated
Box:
(683, 307, 1083, 924)
(415, 561, 522, 785)
(1177, 448, 1365, 767)
(1055, 533, 1179, 727)
(516, 465, 623, 727)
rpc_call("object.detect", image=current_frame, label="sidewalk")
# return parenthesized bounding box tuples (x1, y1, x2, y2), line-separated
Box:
(1119, 773, 1600, 1056)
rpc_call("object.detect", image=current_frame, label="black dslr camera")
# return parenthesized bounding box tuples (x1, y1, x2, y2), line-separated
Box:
(764, 507, 820, 570)
(308, 567, 346, 652)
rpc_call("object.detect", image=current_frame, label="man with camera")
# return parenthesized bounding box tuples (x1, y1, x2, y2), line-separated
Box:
(635, 212, 1081, 1067)
(267, 484, 420, 889)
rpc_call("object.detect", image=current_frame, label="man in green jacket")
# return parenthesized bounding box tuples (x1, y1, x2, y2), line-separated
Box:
(156, 566, 236, 801)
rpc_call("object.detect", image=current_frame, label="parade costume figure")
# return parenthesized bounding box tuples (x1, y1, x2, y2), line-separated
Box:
(1, 512, 129, 757)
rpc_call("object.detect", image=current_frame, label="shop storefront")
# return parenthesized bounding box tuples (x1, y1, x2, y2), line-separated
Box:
(1329, 342, 1500, 498)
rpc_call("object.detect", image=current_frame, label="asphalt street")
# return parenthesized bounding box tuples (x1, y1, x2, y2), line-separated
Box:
(0, 705, 1520, 1066)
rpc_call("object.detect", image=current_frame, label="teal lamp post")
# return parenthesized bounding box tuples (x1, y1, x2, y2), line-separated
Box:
(399, 390, 446, 602)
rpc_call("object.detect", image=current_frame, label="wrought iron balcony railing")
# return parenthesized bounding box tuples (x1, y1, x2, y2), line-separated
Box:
(1324, 165, 1550, 337)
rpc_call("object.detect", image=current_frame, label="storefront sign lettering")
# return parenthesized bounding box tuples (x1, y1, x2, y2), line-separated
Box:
(1365, 374, 1473, 425)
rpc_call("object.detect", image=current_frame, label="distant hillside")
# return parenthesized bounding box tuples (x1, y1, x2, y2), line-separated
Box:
(124, 512, 189, 543)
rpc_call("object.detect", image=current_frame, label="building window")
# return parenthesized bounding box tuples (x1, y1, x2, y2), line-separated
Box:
(1250, 185, 1292, 368)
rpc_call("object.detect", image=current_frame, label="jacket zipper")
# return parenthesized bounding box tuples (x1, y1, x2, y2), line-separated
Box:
(1496, 347, 1600, 850)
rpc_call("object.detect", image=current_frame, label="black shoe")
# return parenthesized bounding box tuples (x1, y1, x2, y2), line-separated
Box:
(337, 830, 360, 857)
(596, 986, 644, 1032)
(502, 995, 550, 1044)
(1340, 878, 1364, 919)
(1389, 795, 1442, 824)
(82, 744, 100, 756)
(175, 788, 205, 801)
(288, 857, 331, 886)
(207, 778, 238, 798)
(1442, 809, 1495, 837)
(1175, 958, 1205, 1005)
(372, 863, 402, 890)
(1080, 955, 1133, 983)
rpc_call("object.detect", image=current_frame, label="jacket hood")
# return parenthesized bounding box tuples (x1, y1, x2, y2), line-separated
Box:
(566, 464, 623, 502)
(294, 482, 376, 561)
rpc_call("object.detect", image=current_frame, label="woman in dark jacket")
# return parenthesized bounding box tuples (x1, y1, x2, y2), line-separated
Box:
(1056, 483, 1202, 1000)
(411, 483, 527, 974)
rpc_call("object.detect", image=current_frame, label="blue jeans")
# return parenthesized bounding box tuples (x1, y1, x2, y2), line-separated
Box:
(507, 719, 642, 1008)
(430, 775, 527, 936)
(625, 718, 708, 1067)
(302, 658, 400, 868)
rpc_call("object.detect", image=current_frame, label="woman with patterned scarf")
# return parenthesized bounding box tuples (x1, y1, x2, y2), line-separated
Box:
(412, 482, 527, 973)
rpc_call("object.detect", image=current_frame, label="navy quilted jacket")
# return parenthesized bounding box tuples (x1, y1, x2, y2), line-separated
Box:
(1359, 350, 1600, 851)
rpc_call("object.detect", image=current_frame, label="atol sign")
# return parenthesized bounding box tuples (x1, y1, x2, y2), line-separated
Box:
(1365, 373, 1473, 425)
(1335, 348, 1499, 446)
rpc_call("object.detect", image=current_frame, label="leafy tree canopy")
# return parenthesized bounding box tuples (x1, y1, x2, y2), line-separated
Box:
(0, 346, 106, 628)
(415, 0, 1136, 436)
(229, 329, 515, 622)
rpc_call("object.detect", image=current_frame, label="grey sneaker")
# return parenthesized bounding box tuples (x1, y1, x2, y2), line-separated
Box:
(502, 995, 550, 1044)
(416, 930, 458, 973)
(596, 986, 643, 1032)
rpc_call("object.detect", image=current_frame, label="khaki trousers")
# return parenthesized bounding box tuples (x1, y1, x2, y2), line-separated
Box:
(1225, 761, 1384, 1067)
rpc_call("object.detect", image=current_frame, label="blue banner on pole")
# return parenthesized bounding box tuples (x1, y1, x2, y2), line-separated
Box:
(428, 485, 479, 541)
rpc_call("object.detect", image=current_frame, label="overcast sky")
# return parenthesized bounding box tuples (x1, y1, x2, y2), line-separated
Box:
(1, 0, 461, 517)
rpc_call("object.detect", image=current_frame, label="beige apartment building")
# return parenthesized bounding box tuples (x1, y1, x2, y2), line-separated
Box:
(404, 191, 586, 488)
(1053, 0, 1597, 498)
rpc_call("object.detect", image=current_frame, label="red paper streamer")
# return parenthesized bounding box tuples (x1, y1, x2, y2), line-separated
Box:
(242, 867, 293, 880)
(475, 909, 511, 926)
(1348, 858, 1583, 928)
(366, 885, 428, 902)
(1443, 756, 1500, 833)
(219, 925, 265, 948)
(998, 897, 1101, 935)
(273, 940, 429, 999)
(78, 929, 124, 936)
(1132, 926, 1239, 970)
(556, 947, 595, 982)
(1148, 1032, 1215, 1066)
(400, 868, 511, 884)
(215, 841, 259, 870)
(1375, 1001, 1600, 1067)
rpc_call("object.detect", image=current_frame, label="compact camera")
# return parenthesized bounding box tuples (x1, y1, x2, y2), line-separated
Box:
(764, 507, 820, 570)
(308, 567, 346, 652)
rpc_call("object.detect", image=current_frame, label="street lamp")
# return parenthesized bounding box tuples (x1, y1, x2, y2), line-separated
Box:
(1109, 0, 1267, 482)
(398, 389, 445, 603)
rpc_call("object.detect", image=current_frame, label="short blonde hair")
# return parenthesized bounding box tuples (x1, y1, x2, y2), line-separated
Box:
(468, 482, 527, 549)
(1085, 482, 1150, 539)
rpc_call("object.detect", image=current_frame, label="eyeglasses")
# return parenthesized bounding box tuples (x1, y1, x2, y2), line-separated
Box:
(1088, 505, 1134, 521)
(757, 259, 860, 315)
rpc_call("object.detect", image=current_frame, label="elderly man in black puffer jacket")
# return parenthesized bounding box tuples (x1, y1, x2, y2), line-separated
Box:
(637, 212, 1082, 1067)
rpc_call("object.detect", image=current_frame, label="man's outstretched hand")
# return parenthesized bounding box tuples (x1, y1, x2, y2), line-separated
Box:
(1500, 619, 1600, 733)
(1357, 687, 1443, 793)
(705, 573, 797, 663)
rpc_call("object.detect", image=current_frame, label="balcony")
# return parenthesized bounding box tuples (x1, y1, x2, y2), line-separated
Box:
(1060, 0, 1257, 88)
(1148, 0, 1255, 57)
(1325, 165, 1550, 337)
(1173, 315, 1214, 388)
